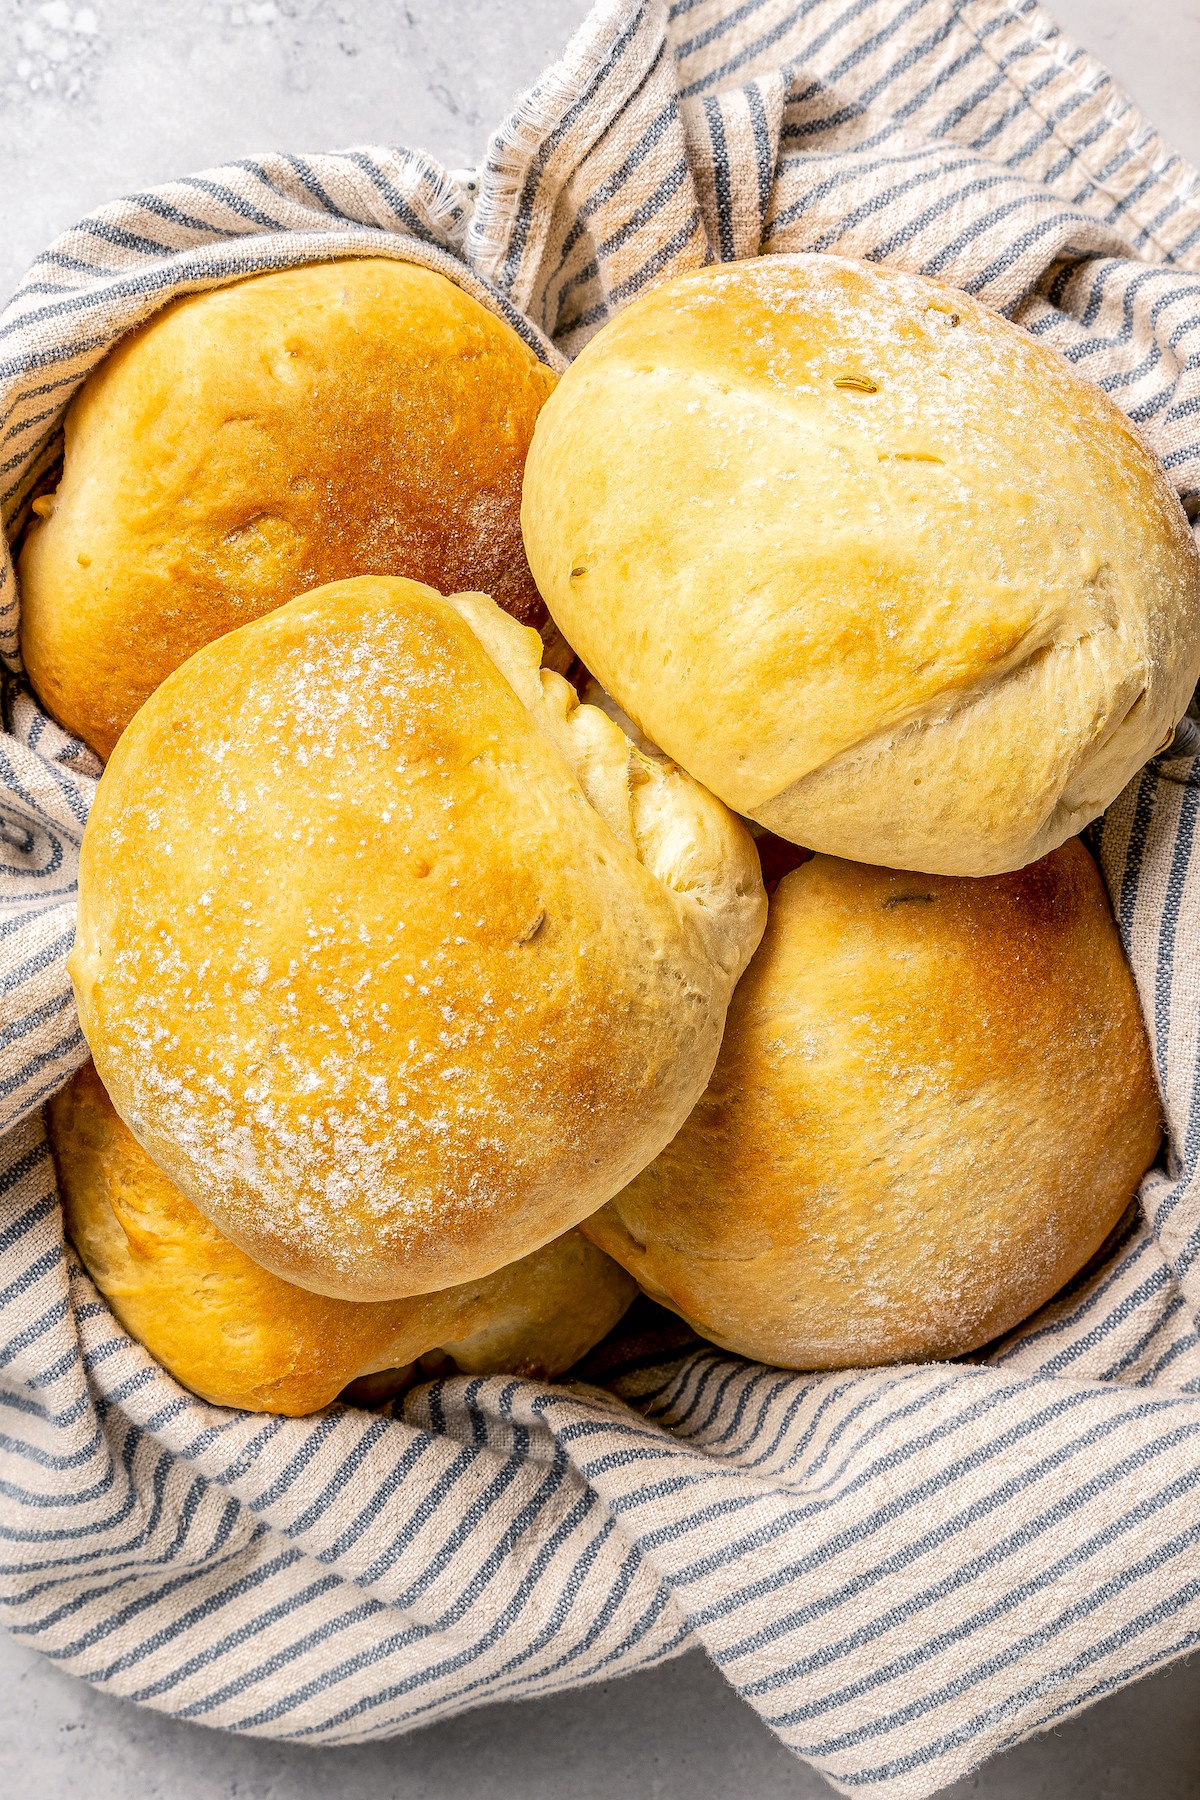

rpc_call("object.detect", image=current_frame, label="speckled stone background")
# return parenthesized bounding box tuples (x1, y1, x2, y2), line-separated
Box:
(1, 2, 1198, 1794)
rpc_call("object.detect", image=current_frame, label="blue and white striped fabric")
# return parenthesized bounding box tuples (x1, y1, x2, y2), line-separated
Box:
(2, 2, 1200, 1794)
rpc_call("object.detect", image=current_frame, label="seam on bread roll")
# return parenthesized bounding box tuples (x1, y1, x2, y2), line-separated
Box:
(756, 624, 1153, 874)
(445, 590, 763, 975)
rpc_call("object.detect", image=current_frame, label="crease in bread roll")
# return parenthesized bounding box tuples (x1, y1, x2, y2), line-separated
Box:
(19, 257, 559, 759)
(583, 838, 1163, 1368)
(445, 591, 761, 979)
(49, 1063, 638, 1417)
(70, 574, 766, 1303)
(520, 253, 1200, 876)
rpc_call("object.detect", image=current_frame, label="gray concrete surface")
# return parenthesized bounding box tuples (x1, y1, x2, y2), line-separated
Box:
(1, 1, 1199, 1794)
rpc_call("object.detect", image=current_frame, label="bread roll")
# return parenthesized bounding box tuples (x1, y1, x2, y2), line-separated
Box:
(521, 254, 1200, 876)
(71, 574, 765, 1302)
(584, 839, 1161, 1367)
(20, 258, 557, 759)
(49, 1063, 636, 1416)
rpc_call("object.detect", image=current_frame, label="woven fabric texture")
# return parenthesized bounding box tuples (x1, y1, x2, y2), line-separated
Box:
(2, 3, 1200, 1795)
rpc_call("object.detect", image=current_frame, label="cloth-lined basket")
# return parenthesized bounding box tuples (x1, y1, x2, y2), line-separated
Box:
(3, 4, 1200, 1796)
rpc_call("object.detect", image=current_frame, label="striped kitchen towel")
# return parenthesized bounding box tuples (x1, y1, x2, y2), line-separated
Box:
(2, 3, 1200, 1795)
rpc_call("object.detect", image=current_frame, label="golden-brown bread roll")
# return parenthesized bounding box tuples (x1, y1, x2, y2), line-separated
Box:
(70, 574, 766, 1303)
(583, 839, 1162, 1368)
(20, 258, 557, 759)
(49, 1063, 636, 1416)
(521, 254, 1200, 876)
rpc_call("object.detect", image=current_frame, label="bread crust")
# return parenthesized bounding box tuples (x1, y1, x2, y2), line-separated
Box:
(522, 254, 1200, 875)
(583, 839, 1162, 1367)
(49, 1063, 637, 1416)
(20, 258, 557, 759)
(70, 575, 765, 1301)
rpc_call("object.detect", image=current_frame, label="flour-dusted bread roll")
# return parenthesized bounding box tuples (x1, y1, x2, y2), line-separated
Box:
(522, 255, 1200, 876)
(584, 840, 1161, 1368)
(20, 258, 557, 759)
(70, 574, 765, 1302)
(49, 1063, 637, 1416)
